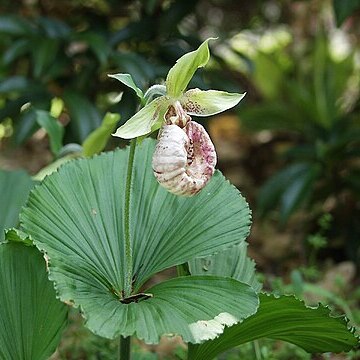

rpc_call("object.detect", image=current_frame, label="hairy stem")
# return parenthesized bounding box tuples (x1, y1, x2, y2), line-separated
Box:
(124, 139, 137, 297)
(119, 336, 131, 360)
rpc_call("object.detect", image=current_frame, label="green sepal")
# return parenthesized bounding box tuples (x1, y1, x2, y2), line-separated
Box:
(108, 73, 144, 102)
(166, 38, 215, 98)
(112, 96, 169, 139)
(181, 89, 246, 117)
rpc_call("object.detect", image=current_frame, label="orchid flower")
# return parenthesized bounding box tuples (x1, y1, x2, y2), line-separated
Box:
(110, 39, 246, 196)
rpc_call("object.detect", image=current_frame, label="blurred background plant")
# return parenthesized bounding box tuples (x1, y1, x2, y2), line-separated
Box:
(0, 0, 359, 359)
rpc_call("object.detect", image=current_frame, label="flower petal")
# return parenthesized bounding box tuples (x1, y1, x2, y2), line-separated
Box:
(166, 38, 215, 98)
(112, 96, 169, 139)
(181, 89, 246, 117)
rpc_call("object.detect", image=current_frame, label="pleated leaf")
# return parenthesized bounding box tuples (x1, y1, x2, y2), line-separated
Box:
(20, 138, 252, 340)
(0, 168, 33, 242)
(69, 275, 258, 343)
(0, 236, 68, 360)
(189, 294, 359, 360)
(188, 242, 262, 293)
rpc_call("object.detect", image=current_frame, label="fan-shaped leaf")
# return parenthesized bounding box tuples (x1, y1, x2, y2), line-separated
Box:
(189, 294, 359, 360)
(0, 234, 68, 360)
(72, 275, 258, 343)
(20, 138, 252, 340)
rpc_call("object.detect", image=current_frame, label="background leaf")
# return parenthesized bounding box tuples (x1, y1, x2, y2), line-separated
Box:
(257, 163, 320, 223)
(36, 110, 64, 156)
(20, 139, 252, 339)
(0, 15, 36, 36)
(333, 0, 360, 26)
(63, 90, 102, 143)
(0, 238, 68, 360)
(31, 37, 60, 79)
(189, 294, 359, 360)
(82, 112, 120, 157)
(0, 169, 33, 242)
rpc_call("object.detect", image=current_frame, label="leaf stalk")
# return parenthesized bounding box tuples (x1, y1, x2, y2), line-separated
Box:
(124, 139, 136, 297)
(119, 336, 131, 360)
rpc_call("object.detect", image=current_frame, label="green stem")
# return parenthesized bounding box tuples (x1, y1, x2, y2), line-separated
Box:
(119, 336, 131, 360)
(124, 139, 137, 297)
(253, 340, 262, 360)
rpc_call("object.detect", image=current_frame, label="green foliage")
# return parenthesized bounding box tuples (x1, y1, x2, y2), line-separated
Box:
(0, 1, 213, 146)
(35, 110, 64, 156)
(237, 31, 360, 247)
(188, 242, 262, 293)
(189, 237, 358, 359)
(0, 232, 68, 360)
(20, 139, 257, 342)
(0, 168, 33, 242)
(1, 2, 359, 358)
(333, 0, 360, 25)
(62, 91, 102, 143)
(82, 112, 120, 157)
(189, 294, 359, 360)
(257, 163, 321, 224)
